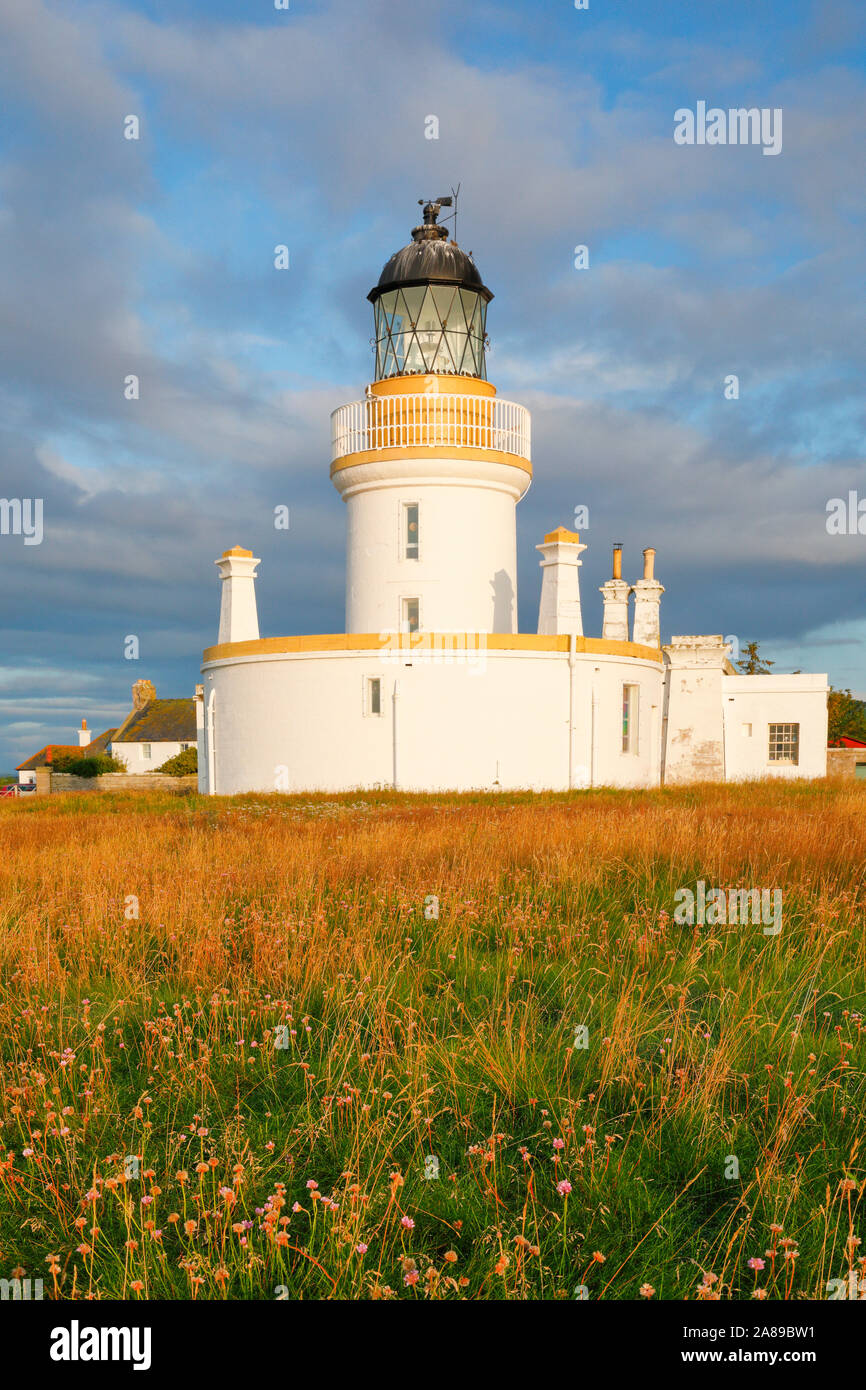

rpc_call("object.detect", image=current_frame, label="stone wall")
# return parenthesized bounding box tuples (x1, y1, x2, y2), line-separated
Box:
(827, 748, 866, 778)
(48, 773, 198, 794)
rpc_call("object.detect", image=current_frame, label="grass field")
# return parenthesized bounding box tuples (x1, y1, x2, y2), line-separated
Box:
(0, 782, 863, 1301)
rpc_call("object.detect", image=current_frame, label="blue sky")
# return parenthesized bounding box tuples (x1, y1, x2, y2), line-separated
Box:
(0, 0, 864, 768)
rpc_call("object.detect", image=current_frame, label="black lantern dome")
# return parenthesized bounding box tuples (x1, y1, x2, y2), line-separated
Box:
(368, 198, 493, 380)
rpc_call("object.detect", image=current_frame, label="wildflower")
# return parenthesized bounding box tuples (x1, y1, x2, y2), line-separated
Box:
(356, 1243, 368, 1255)
(552, 1138, 565, 1151)
(592, 1251, 605, 1263)
(130, 1281, 144, 1293)
(747, 1257, 766, 1271)
(557, 1180, 572, 1196)
(443, 1251, 457, 1263)
(306, 1179, 318, 1190)
(400, 1215, 415, 1230)
(639, 1282, 656, 1298)
(404, 1270, 419, 1286)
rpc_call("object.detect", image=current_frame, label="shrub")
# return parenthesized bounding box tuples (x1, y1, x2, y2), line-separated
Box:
(51, 753, 126, 778)
(156, 747, 198, 775)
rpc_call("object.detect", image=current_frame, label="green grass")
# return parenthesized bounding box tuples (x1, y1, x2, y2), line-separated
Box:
(0, 782, 863, 1300)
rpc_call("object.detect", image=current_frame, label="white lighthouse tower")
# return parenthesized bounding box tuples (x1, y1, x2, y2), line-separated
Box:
(330, 198, 531, 636)
(199, 197, 829, 794)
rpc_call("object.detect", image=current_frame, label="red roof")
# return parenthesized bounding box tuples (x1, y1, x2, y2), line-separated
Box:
(830, 736, 866, 749)
(16, 743, 81, 772)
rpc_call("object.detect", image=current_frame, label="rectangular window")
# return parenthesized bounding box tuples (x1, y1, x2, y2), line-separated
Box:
(401, 597, 420, 634)
(142, 743, 151, 759)
(367, 677, 382, 717)
(622, 684, 639, 754)
(404, 502, 419, 560)
(768, 722, 799, 764)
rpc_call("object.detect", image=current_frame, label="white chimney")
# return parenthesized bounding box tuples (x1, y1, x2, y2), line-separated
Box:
(77, 719, 90, 748)
(536, 527, 588, 636)
(631, 548, 664, 647)
(599, 544, 630, 641)
(215, 546, 261, 644)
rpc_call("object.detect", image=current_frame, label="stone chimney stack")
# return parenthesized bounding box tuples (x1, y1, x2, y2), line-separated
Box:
(631, 547, 664, 647)
(132, 679, 157, 711)
(535, 527, 588, 637)
(599, 544, 630, 641)
(215, 546, 261, 645)
(77, 719, 90, 748)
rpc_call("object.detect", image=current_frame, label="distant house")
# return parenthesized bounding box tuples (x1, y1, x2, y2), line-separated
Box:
(827, 735, 866, 780)
(16, 744, 83, 789)
(14, 680, 196, 785)
(109, 680, 196, 773)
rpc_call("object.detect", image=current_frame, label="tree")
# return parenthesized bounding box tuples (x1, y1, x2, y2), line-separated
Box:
(736, 641, 775, 675)
(827, 687, 866, 745)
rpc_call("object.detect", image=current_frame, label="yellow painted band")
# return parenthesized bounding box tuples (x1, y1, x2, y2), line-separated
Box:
(203, 633, 662, 664)
(369, 375, 495, 399)
(330, 446, 532, 476)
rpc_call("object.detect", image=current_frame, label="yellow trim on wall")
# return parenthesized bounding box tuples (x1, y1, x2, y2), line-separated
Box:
(203, 632, 663, 664)
(330, 445, 532, 476)
(369, 375, 496, 399)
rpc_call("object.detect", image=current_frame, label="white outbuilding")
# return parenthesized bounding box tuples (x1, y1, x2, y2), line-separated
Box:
(198, 201, 828, 794)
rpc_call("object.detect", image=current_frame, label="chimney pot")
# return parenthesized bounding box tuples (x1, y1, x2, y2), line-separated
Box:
(612, 544, 623, 580)
(643, 547, 656, 581)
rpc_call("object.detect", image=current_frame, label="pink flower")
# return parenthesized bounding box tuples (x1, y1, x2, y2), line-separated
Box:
(400, 1215, 415, 1230)
(306, 1179, 318, 1190)
(552, 1138, 565, 1150)
(404, 1270, 419, 1286)
(748, 1257, 765, 1271)
(356, 1243, 368, 1255)
(557, 1179, 572, 1196)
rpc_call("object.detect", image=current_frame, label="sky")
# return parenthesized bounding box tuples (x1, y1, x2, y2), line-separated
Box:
(0, 0, 864, 770)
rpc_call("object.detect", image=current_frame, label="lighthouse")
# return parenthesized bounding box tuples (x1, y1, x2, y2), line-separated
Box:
(199, 197, 829, 795)
(330, 198, 531, 636)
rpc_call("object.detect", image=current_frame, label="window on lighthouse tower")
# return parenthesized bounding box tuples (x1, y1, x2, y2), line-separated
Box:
(404, 503, 419, 559)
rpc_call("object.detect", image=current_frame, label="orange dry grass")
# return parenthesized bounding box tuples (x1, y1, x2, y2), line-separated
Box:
(0, 781, 863, 1300)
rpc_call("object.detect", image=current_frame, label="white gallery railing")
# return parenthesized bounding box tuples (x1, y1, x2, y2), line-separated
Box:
(331, 393, 531, 464)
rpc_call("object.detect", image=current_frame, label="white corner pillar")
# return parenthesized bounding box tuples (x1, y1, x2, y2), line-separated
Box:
(599, 543, 630, 641)
(632, 547, 664, 647)
(536, 527, 588, 636)
(215, 546, 261, 644)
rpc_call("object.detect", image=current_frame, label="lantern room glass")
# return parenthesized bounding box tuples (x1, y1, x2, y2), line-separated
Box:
(373, 285, 487, 380)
